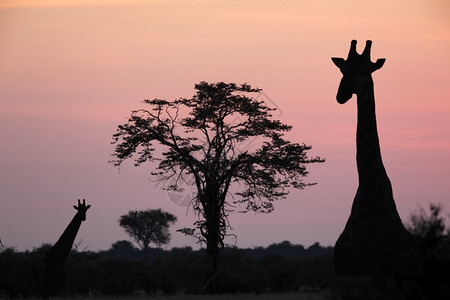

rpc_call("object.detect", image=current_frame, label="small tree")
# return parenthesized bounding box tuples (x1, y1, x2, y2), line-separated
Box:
(111, 82, 324, 289)
(406, 203, 448, 249)
(406, 203, 450, 298)
(118, 209, 177, 263)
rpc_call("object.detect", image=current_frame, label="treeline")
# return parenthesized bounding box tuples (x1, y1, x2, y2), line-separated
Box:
(101, 240, 333, 262)
(1, 237, 450, 299)
(0, 240, 334, 297)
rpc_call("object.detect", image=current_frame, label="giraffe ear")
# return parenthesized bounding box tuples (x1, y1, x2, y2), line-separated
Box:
(373, 58, 386, 71)
(73, 205, 78, 210)
(86, 205, 91, 209)
(332, 57, 346, 69)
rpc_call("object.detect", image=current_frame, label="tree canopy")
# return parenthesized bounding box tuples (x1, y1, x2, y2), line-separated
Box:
(406, 203, 448, 249)
(111, 81, 324, 286)
(118, 209, 177, 263)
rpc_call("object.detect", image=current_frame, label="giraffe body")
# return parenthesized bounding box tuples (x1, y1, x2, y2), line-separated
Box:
(45, 199, 90, 295)
(332, 40, 422, 275)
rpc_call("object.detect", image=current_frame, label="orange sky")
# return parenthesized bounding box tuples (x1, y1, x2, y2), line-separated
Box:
(0, 0, 449, 251)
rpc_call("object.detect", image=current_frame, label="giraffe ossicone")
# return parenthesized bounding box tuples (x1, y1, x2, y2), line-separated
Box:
(73, 198, 91, 221)
(332, 40, 422, 275)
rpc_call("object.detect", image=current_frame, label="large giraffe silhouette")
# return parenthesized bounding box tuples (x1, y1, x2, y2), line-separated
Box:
(332, 40, 421, 275)
(45, 199, 91, 295)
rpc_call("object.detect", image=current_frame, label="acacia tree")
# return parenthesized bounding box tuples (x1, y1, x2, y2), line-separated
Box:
(111, 82, 324, 286)
(118, 209, 177, 263)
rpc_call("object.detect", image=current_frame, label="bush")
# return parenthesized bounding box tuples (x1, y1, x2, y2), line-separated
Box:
(0, 241, 334, 296)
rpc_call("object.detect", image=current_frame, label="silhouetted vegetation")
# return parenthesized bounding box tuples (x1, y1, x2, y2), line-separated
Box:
(118, 208, 177, 263)
(2, 229, 449, 299)
(406, 203, 450, 299)
(110, 82, 324, 289)
(0, 240, 333, 297)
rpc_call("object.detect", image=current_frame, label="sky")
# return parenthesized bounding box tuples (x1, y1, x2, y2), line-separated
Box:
(0, 0, 449, 252)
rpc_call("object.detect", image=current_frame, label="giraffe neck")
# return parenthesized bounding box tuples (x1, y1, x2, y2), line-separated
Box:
(50, 212, 84, 259)
(355, 78, 388, 186)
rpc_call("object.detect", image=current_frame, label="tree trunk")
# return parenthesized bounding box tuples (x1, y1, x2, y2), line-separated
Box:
(203, 211, 221, 292)
(144, 244, 148, 264)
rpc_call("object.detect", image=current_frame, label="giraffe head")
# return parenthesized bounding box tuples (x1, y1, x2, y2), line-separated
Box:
(332, 40, 385, 104)
(73, 199, 91, 221)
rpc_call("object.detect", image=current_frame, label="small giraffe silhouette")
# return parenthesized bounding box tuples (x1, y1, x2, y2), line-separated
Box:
(45, 199, 91, 295)
(332, 40, 422, 275)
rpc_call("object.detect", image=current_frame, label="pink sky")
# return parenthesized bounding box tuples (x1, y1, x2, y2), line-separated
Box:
(1, 0, 449, 251)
